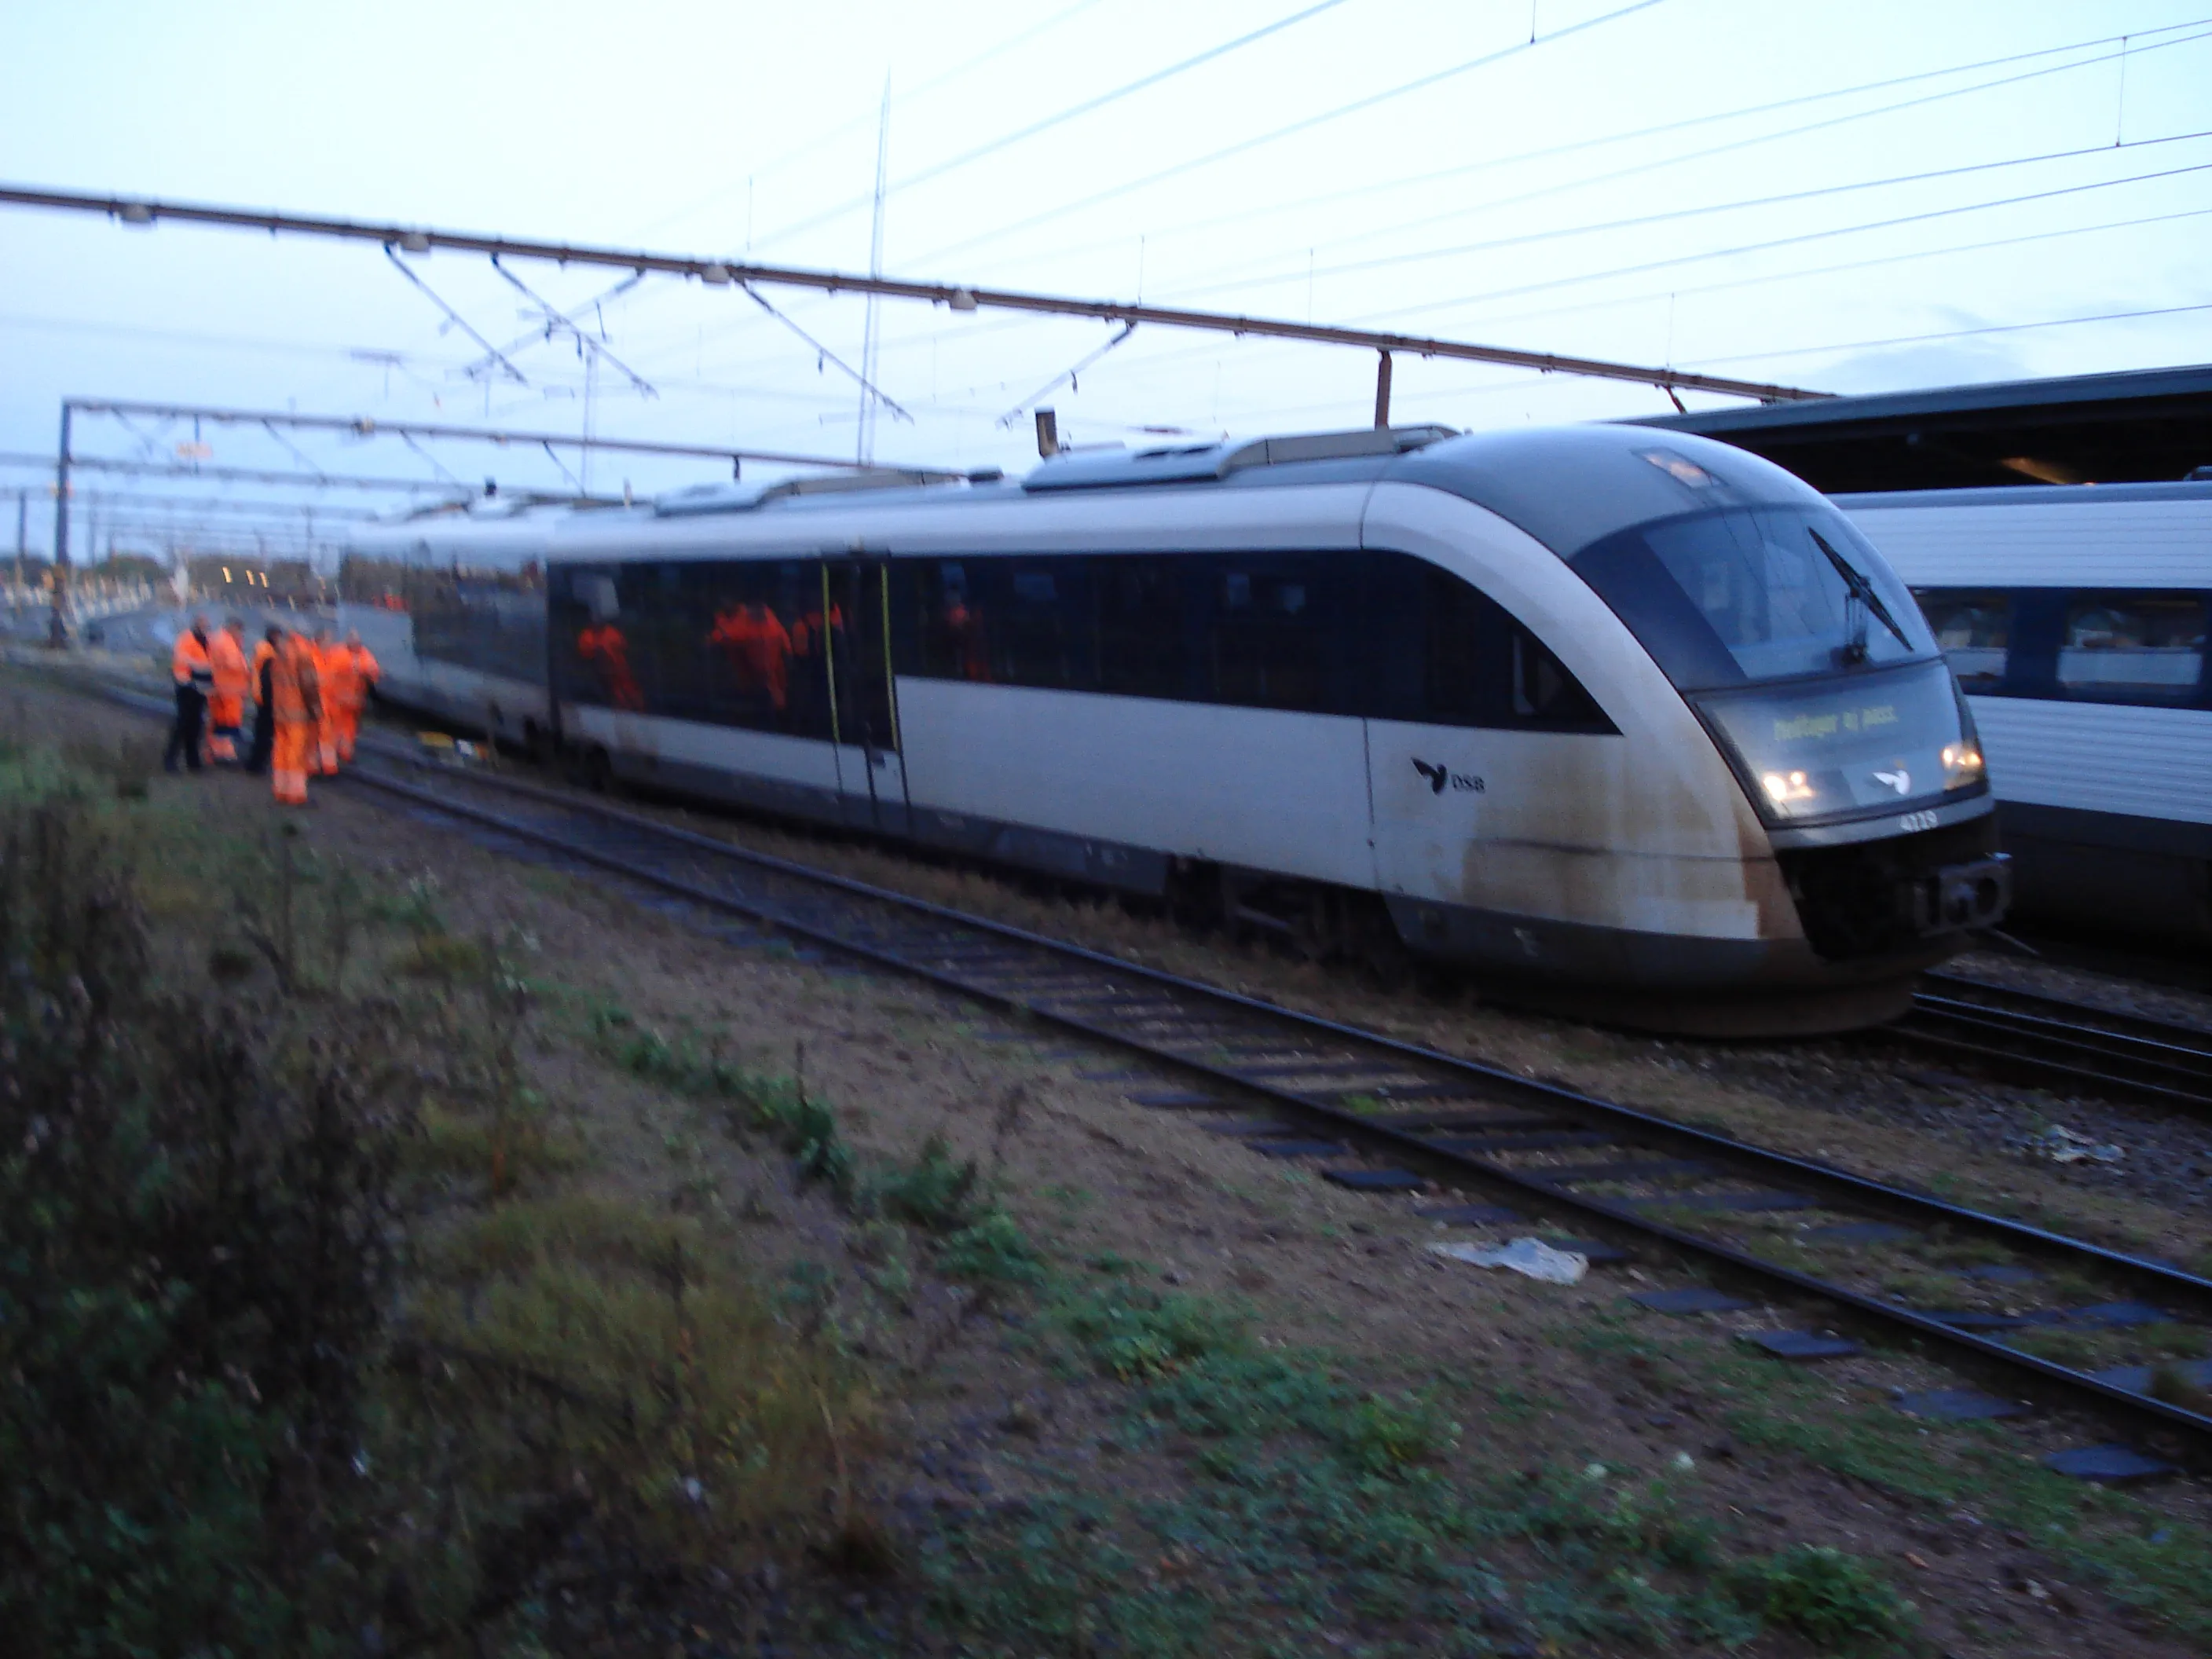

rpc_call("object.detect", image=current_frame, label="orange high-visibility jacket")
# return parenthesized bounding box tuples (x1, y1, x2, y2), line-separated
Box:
(170, 629, 214, 691)
(251, 639, 277, 699)
(269, 636, 320, 723)
(209, 630, 250, 701)
(318, 642, 357, 712)
(322, 643, 381, 712)
(342, 643, 381, 704)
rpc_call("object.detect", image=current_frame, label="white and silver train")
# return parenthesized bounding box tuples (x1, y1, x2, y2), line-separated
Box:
(1840, 480, 2211, 945)
(339, 423, 2010, 1035)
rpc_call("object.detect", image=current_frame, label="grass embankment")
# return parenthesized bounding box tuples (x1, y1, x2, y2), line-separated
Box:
(7, 715, 2212, 1655)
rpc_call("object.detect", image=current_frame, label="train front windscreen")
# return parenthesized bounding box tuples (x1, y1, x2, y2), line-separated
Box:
(1569, 503, 1987, 826)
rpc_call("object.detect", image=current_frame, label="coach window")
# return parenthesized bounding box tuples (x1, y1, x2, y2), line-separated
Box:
(1208, 557, 1334, 712)
(910, 561, 992, 683)
(999, 562, 1091, 690)
(550, 566, 646, 712)
(2057, 594, 2207, 705)
(691, 558, 831, 738)
(1914, 589, 2011, 693)
(1096, 556, 1192, 701)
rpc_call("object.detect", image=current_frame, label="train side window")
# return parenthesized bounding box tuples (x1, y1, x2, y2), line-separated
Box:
(996, 561, 1092, 690)
(910, 561, 993, 683)
(1510, 626, 1609, 727)
(1096, 556, 1192, 701)
(1416, 559, 1613, 732)
(1914, 589, 2011, 693)
(550, 566, 644, 712)
(1207, 556, 1333, 712)
(2056, 593, 2207, 705)
(1419, 563, 1487, 723)
(695, 558, 833, 738)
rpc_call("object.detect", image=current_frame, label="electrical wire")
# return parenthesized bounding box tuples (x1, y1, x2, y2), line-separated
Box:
(1145, 28, 2212, 301)
(1169, 125, 2212, 302)
(749, 0, 1364, 251)
(920, 16, 2212, 280)
(907, 0, 1668, 271)
(1364, 156, 2212, 328)
(1063, 153, 2212, 393)
(634, 0, 1111, 237)
(1687, 300, 2212, 369)
(1395, 202, 2212, 350)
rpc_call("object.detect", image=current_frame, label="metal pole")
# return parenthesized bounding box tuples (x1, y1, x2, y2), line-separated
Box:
(1373, 351, 1393, 428)
(49, 401, 70, 645)
(0, 188, 1830, 404)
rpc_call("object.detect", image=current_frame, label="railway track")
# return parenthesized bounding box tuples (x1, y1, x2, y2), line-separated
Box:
(1897, 972, 2212, 1115)
(68, 674, 2212, 1479)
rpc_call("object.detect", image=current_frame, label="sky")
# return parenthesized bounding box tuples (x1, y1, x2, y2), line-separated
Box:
(1, 0, 2208, 563)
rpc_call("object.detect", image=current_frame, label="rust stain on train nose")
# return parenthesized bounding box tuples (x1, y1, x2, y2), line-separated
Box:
(1443, 740, 1796, 940)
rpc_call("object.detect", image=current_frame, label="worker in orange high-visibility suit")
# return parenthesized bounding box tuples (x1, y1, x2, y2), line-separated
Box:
(268, 628, 320, 807)
(309, 626, 343, 775)
(163, 614, 214, 773)
(245, 625, 280, 775)
(205, 617, 251, 764)
(326, 629, 381, 764)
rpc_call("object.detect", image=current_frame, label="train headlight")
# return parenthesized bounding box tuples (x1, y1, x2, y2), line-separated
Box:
(1941, 742, 1984, 787)
(1760, 770, 1815, 808)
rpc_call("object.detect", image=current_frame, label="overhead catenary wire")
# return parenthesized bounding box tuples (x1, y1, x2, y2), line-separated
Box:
(0, 450, 467, 494)
(1357, 154, 2212, 332)
(1063, 151, 2212, 395)
(0, 185, 1825, 401)
(60, 398, 962, 478)
(1390, 202, 2212, 359)
(382, 245, 528, 384)
(708, 16, 2212, 384)
(1686, 299, 2212, 370)
(1147, 33, 2212, 302)
(919, 16, 2212, 281)
(740, 281, 914, 424)
(906, 0, 1668, 269)
(749, 0, 1362, 253)
(633, 0, 1111, 236)
(997, 322, 1138, 426)
(1166, 125, 2212, 304)
(485, 258, 657, 396)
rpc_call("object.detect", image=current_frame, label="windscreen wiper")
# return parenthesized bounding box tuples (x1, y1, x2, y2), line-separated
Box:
(1809, 526, 1910, 654)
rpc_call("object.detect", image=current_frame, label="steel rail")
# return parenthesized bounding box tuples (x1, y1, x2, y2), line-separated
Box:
(1896, 975, 2212, 1115)
(52, 672, 2212, 1461)
(0, 185, 1829, 405)
(325, 753, 2212, 1459)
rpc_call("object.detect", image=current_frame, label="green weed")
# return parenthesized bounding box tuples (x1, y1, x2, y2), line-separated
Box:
(1727, 1544, 1917, 1650)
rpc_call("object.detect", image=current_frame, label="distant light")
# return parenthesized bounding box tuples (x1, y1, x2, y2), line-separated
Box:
(397, 231, 431, 255)
(116, 201, 155, 226)
(222, 566, 232, 582)
(699, 263, 731, 285)
(948, 287, 978, 313)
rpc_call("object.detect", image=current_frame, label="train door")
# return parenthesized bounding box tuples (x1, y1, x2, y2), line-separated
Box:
(821, 555, 909, 833)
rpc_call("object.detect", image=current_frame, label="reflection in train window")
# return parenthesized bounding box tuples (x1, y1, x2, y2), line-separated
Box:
(2057, 594, 2207, 704)
(1914, 589, 2011, 692)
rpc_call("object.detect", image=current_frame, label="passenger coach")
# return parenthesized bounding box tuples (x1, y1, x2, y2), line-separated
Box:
(1840, 480, 2211, 944)
(342, 423, 2009, 1035)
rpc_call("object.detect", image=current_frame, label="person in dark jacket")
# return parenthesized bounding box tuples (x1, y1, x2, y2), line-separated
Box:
(245, 624, 282, 775)
(163, 614, 214, 773)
